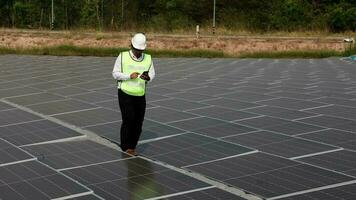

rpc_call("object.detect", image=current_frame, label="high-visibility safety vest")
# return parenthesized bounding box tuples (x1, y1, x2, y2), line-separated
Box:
(119, 51, 152, 96)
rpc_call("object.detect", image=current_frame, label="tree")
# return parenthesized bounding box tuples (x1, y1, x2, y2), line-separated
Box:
(0, 0, 354, 32)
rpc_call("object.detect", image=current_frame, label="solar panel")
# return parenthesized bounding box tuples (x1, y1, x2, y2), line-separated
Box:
(30, 82, 66, 90)
(1, 55, 356, 199)
(166, 91, 216, 102)
(146, 86, 179, 95)
(48, 86, 89, 96)
(204, 81, 243, 90)
(158, 82, 200, 91)
(68, 194, 104, 200)
(0, 161, 91, 200)
(304, 105, 356, 120)
(193, 122, 257, 138)
(146, 107, 198, 123)
(0, 101, 15, 111)
(311, 91, 356, 99)
(262, 121, 325, 136)
(52, 77, 80, 84)
(93, 87, 117, 96)
(297, 115, 354, 128)
(0, 81, 21, 90)
(13, 77, 46, 86)
(236, 116, 291, 129)
(186, 86, 234, 96)
(311, 97, 356, 107)
(85, 120, 186, 144)
(167, 117, 228, 131)
(70, 92, 115, 103)
(94, 99, 118, 110)
(221, 91, 275, 102)
(201, 98, 261, 110)
(0, 87, 42, 99)
(299, 129, 356, 150)
(267, 86, 314, 94)
(331, 121, 356, 132)
(72, 81, 110, 90)
(186, 152, 355, 198)
(22, 140, 129, 170)
(250, 138, 337, 158)
(268, 91, 320, 100)
(0, 109, 41, 126)
(185, 152, 299, 180)
(257, 97, 328, 110)
(159, 187, 246, 200)
(28, 99, 98, 115)
(54, 108, 120, 127)
(234, 86, 276, 94)
(187, 105, 261, 121)
(150, 98, 209, 111)
(145, 93, 171, 102)
(226, 164, 353, 198)
(140, 124, 186, 140)
(0, 120, 83, 146)
(63, 157, 210, 200)
(278, 184, 356, 200)
(0, 138, 34, 166)
(137, 133, 254, 167)
(298, 150, 356, 177)
(244, 105, 317, 120)
(223, 130, 291, 147)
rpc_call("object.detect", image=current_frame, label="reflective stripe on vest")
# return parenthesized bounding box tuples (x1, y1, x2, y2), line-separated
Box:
(120, 51, 152, 96)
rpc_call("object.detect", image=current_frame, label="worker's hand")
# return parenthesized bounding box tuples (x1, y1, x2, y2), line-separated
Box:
(130, 72, 140, 79)
(140, 71, 150, 81)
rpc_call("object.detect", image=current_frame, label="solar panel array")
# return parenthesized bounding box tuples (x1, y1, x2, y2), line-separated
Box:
(0, 55, 355, 199)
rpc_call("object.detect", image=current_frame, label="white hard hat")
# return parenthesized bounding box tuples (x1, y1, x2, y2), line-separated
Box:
(131, 33, 147, 50)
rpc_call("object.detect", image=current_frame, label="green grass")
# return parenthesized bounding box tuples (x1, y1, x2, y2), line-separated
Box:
(146, 49, 226, 58)
(343, 44, 356, 57)
(0, 44, 354, 58)
(0, 45, 126, 57)
(239, 50, 340, 58)
(240, 45, 355, 58)
(0, 45, 227, 58)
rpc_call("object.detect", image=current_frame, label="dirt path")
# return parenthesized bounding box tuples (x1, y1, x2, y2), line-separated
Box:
(0, 29, 349, 56)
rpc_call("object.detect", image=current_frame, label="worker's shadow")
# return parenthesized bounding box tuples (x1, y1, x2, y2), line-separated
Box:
(124, 157, 163, 199)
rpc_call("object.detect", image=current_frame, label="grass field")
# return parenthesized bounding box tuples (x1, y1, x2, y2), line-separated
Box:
(0, 29, 355, 58)
(1, 44, 354, 58)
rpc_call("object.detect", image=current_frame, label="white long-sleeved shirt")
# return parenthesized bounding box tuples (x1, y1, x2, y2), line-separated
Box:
(112, 50, 155, 89)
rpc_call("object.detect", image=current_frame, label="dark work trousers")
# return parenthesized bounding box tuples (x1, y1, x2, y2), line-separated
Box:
(118, 89, 146, 151)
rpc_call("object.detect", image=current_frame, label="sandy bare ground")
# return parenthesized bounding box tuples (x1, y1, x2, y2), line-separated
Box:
(0, 29, 350, 56)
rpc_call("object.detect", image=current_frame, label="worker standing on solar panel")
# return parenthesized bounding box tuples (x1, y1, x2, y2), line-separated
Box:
(112, 33, 155, 156)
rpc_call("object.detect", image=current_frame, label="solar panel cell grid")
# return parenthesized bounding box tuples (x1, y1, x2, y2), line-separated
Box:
(1, 56, 356, 199)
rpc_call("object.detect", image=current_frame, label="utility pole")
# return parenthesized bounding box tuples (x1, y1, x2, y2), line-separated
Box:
(121, 0, 124, 30)
(213, 0, 216, 35)
(51, 0, 54, 30)
(101, 0, 104, 30)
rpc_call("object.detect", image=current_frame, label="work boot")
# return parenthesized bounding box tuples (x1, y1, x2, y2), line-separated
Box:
(125, 149, 138, 156)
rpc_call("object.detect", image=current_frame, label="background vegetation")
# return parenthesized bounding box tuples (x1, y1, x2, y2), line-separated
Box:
(0, 0, 355, 33)
(0, 44, 354, 58)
